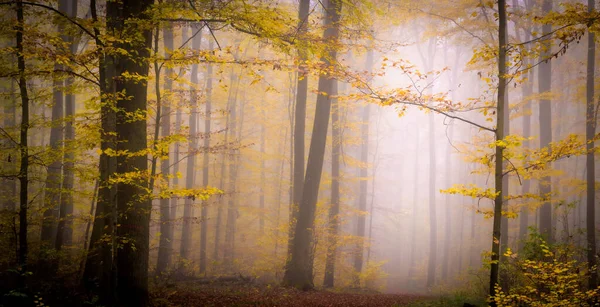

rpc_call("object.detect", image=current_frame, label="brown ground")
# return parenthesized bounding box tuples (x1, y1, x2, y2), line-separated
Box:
(154, 281, 429, 307)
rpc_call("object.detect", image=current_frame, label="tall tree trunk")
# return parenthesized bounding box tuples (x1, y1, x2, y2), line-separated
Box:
(283, 0, 342, 290)
(83, 0, 117, 303)
(586, 0, 597, 290)
(288, 0, 311, 260)
(199, 37, 213, 275)
(3, 80, 17, 213)
(181, 26, 202, 262)
(323, 80, 339, 288)
(41, 0, 71, 248)
(518, 32, 533, 252)
(55, 0, 78, 251)
(16, 0, 30, 273)
(353, 48, 374, 287)
(113, 0, 153, 305)
(171, 26, 187, 261)
(156, 23, 174, 275)
(490, 0, 507, 303)
(223, 58, 243, 268)
(538, 0, 553, 244)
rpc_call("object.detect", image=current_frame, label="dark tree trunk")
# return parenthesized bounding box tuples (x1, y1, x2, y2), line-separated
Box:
(41, 0, 71, 249)
(585, 0, 597, 290)
(55, 0, 78, 251)
(538, 0, 553, 244)
(16, 0, 30, 273)
(283, 0, 342, 290)
(323, 80, 339, 288)
(113, 0, 153, 305)
(490, 0, 507, 303)
(83, 0, 117, 303)
(289, 0, 311, 260)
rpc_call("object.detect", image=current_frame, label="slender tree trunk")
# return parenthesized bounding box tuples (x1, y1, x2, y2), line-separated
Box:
(288, 0, 311, 260)
(323, 80, 339, 288)
(3, 80, 17, 213)
(156, 23, 174, 275)
(538, 0, 553, 244)
(586, 0, 597, 290)
(41, 0, 71, 249)
(223, 68, 241, 269)
(490, 0, 507, 303)
(283, 0, 342, 289)
(171, 26, 187, 262)
(113, 1, 153, 305)
(518, 32, 533, 252)
(181, 26, 202, 262)
(199, 38, 214, 275)
(55, 0, 78, 251)
(16, 0, 30, 274)
(353, 48, 374, 287)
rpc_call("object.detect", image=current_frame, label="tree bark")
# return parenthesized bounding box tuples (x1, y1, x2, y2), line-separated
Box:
(288, 0, 311, 261)
(55, 0, 78, 251)
(283, 0, 342, 290)
(586, 0, 597, 290)
(16, 0, 30, 273)
(156, 23, 174, 275)
(83, 0, 117, 303)
(323, 79, 339, 288)
(113, 0, 153, 305)
(199, 37, 214, 275)
(41, 0, 70, 249)
(490, 0, 507, 303)
(181, 26, 202, 262)
(538, 0, 553, 244)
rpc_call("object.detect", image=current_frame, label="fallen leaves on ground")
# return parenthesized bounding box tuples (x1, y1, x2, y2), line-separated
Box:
(154, 281, 429, 307)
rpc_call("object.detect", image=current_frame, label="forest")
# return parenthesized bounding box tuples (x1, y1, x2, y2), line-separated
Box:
(0, 0, 599, 306)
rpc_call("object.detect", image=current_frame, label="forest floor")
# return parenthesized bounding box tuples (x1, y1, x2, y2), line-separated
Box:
(152, 280, 449, 307)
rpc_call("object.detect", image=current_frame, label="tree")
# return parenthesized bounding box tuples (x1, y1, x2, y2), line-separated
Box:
(111, 0, 153, 304)
(156, 22, 175, 276)
(289, 0, 311, 259)
(489, 0, 507, 303)
(585, 0, 597, 290)
(538, 0, 553, 244)
(55, 0, 78, 251)
(16, 0, 30, 275)
(180, 25, 202, 263)
(283, 0, 343, 289)
(323, 79, 339, 288)
(200, 36, 214, 275)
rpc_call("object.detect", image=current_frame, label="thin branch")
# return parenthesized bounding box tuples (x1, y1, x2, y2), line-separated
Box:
(0, 1, 99, 44)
